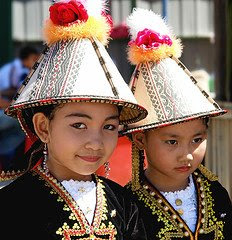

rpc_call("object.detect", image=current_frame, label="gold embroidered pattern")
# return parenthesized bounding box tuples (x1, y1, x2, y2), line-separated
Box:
(0, 169, 24, 182)
(198, 164, 218, 181)
(33, 166, 117, 240)
(131, 142, 141, 191)
(129, 169, 225, 239)
(193, 171, 224, 239)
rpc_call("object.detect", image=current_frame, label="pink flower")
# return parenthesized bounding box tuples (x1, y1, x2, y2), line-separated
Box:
(132, 28, 172, 49)
(49, 0, 88, 26)
(101, 11, 113, 29)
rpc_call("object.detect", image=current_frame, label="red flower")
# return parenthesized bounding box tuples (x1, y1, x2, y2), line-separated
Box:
(49, 0, 88, 26)
(131, 28, 172, 49)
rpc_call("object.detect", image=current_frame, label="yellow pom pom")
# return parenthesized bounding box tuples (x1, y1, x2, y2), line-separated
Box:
(43, 16, 111, 46)
(128, 38, 182, 65)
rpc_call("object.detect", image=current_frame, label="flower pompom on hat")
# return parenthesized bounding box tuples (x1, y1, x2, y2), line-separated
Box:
(122, 8, 226, 134)
(5, 0, 147, 140)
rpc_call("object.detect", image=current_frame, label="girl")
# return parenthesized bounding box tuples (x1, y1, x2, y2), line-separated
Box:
(123, 8, 232, 240)
(0, 1, 147, 239)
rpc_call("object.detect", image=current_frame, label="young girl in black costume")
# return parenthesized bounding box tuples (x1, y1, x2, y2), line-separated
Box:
(123, 8, 232, 240)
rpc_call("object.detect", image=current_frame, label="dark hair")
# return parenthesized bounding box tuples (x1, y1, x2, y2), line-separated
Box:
(19, 46, 38, 60)
(203, 117, 209, 128)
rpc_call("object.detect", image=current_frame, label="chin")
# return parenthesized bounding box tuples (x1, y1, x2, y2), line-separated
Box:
(78, 168, 98, 176)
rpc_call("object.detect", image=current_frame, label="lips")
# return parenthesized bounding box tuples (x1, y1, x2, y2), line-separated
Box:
(175, 166, 191, 172)
(78, 155, 101, 163)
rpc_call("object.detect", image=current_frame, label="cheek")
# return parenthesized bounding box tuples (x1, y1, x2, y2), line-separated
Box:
(49, 126, 75, 152)
(104, 133, 118, 154)
(193, 141, 207, 158)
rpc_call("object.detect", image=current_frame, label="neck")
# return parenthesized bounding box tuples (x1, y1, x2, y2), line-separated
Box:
(144, 168, 189, 192)
(45, 160, 92, 182)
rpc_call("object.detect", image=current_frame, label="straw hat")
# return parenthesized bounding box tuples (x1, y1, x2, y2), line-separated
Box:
(122, 8, 225, 135)
(5, 0, 147, 140)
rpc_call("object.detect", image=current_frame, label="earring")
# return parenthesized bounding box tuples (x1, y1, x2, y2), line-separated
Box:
(42, 143, 49, 174)
(104, 161, 110, 178)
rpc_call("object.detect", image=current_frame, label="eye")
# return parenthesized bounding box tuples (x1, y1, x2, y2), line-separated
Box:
(104, 124, 117, 131)
(71, 123, 86, 129)
(165, 140, 178, 145)
(192, 137, 203, 144)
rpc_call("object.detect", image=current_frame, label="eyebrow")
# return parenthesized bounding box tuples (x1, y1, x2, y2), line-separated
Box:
(65, 113, 119, 121)
(162, 130, 207, 138)
(192, 130, 207, 137)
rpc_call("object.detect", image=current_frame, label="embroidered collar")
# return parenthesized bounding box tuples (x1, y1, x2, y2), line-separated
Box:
(130, 169, 224, 239)
(160, 175, 197, 232)
(33, 165, 117, 239)
(61, 180, 96, 225)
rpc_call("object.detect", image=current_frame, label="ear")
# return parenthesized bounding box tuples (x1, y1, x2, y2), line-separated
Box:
(132, 132, 146, 150)
(32, 112, 50, 143)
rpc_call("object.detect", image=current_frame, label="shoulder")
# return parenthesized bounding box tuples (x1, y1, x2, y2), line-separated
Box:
(98, 176, 124, 192)
(196, 165, 231, 202)
(197, 164, 219, 181)
(98, 176, 135, 201)
(0, 171, 38, 198)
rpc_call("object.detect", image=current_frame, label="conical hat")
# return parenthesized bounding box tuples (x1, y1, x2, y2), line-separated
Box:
(6, 1, 147, 127)
(122, 8, 226, 134)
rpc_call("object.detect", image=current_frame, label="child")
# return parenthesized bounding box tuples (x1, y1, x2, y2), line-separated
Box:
(123, 8, 232, 240)
(0, 1, 148, 239)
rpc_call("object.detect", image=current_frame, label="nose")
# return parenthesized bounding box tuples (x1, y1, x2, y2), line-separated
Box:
(84, 132, 104, 151)
(178, 145, 194, 163)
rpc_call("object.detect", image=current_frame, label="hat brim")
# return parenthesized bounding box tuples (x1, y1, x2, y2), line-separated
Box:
(6, 95, 147, 125)
(121, 109, 227, 135)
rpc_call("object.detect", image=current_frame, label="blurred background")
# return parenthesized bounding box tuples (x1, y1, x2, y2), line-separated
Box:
(0, 0, 231, 197)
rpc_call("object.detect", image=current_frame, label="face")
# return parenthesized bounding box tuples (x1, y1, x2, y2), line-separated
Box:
(33, 102, 119, 180)
(133, 119, 207, 190)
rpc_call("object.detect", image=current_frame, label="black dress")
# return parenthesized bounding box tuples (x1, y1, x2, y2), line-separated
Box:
(0, 164, 146, 240)
(126, 165, 232, 240)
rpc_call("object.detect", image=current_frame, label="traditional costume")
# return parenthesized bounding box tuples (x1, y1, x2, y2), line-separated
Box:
(0, 1, 148, 239)
(123, 8, 232, 240)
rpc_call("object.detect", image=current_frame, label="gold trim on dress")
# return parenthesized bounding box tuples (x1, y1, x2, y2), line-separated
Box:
(34, 165, 117, 240)
(128, 168, 224, 239)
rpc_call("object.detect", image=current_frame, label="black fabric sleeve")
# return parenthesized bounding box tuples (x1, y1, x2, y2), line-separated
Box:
(122, 188, 147, 240)
(211, 181, 232, 240)
(100, 177, 147, 240)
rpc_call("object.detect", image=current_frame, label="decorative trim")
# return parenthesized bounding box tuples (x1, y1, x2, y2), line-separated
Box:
(122, 110, 226, 135)
(7, 96, 147, 126)
(129, 169, 224, 239)
(34, 166, 117, 239)
(131, 142, 141, 191)
(90, 38, 118, 97)
(0, 170, 25, 182)
(198, 164, 218, 181)
(170, 55, 222, 109)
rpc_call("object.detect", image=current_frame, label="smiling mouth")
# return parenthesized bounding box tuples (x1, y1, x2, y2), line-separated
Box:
(78, 155, 101, 163)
